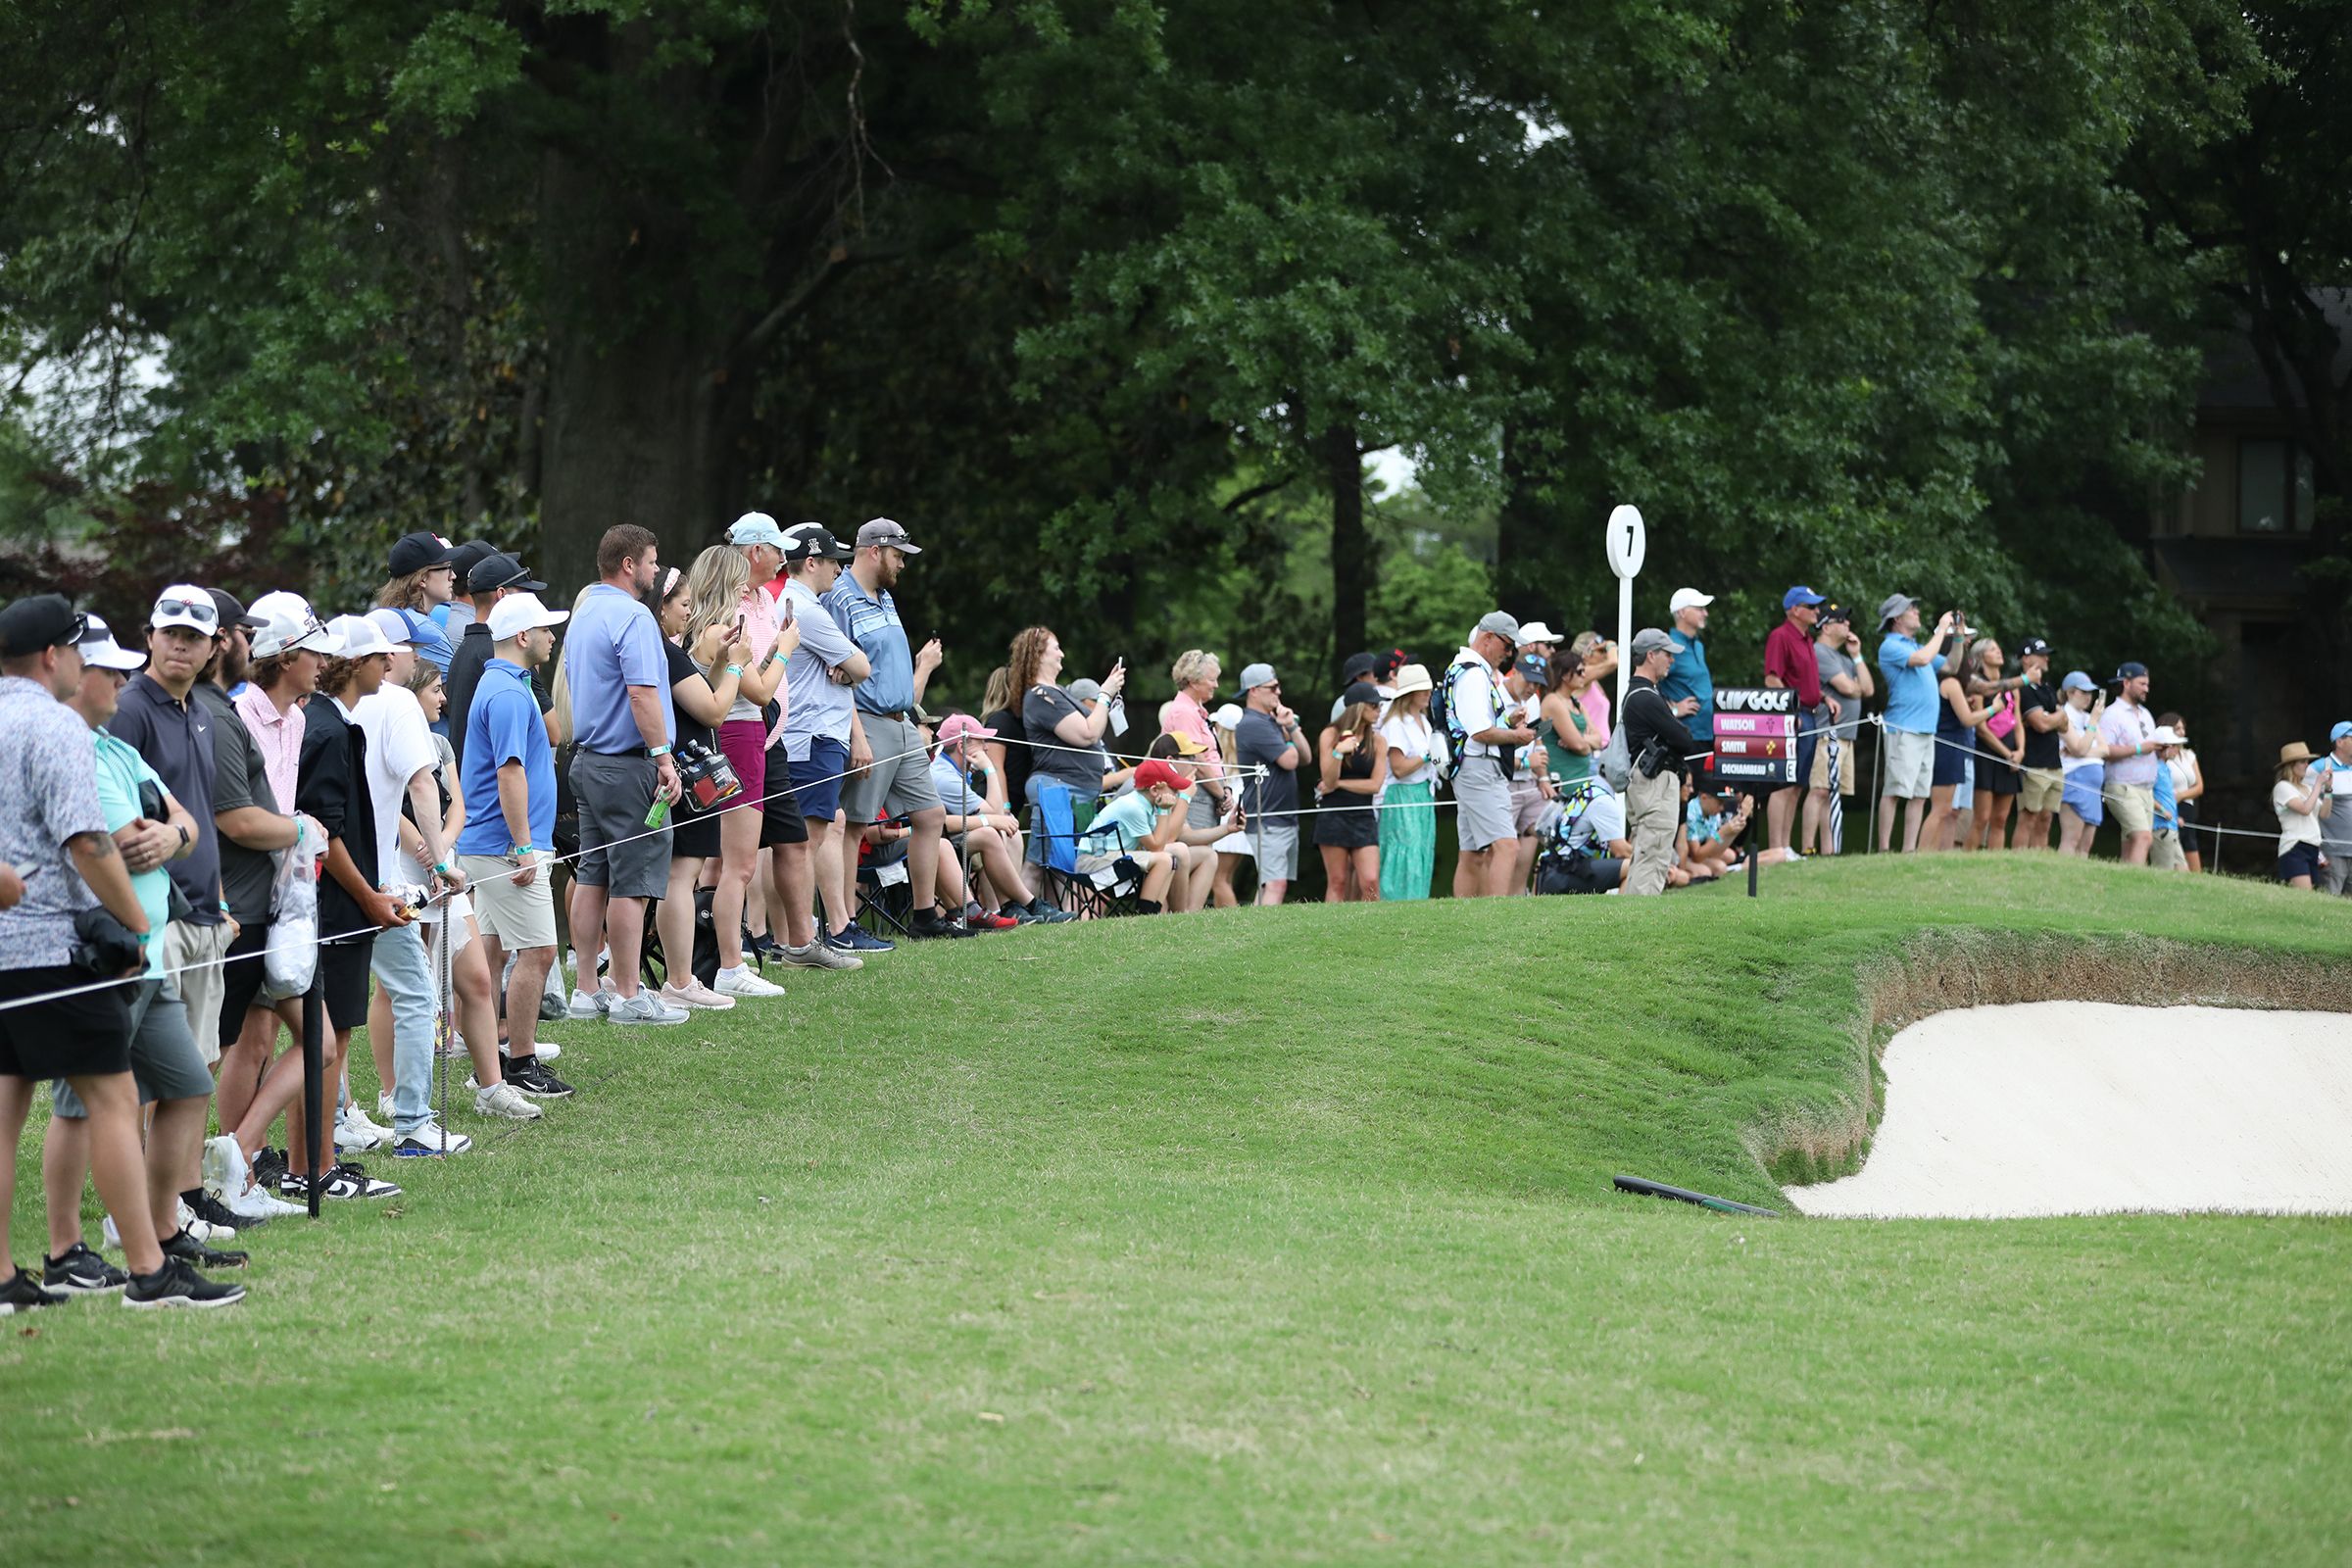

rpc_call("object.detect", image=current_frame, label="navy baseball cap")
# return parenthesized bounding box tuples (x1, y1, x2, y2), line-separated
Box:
(1513, 652, 1549, 682)
(2112, 661, 2149, 682)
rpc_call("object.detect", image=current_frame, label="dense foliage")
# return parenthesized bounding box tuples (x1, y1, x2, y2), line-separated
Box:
(1, 0, 2342, 724)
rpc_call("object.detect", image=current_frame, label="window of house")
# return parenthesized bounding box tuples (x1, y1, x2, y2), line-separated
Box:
(2237, 439, 2315, 533)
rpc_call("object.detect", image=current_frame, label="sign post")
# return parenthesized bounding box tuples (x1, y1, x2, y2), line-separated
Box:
(1605, 505, 1644, 710)
(1712, 687, 1796, 899)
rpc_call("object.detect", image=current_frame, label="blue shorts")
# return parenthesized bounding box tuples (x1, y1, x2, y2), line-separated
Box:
(792, 734, 852, 823)
(2277, 842, 2321, 883)
(2061, 768, 2105, 825)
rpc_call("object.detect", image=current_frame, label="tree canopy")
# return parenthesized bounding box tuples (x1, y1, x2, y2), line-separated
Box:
(2, 0, 2340, 728)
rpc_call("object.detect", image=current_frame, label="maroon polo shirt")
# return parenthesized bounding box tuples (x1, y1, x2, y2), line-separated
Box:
(1763, 618, 1823, 708)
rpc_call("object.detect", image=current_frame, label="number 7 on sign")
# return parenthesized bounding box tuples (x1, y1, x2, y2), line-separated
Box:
(1605, 505, 1645, 706)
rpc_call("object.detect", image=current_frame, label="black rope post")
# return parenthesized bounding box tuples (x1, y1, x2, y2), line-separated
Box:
(1747, 791, 1762, 900)
(301, 972, 324, 1219)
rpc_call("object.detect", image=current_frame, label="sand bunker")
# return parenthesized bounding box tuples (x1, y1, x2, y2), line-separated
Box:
(1789, 1003, 2352, 1219)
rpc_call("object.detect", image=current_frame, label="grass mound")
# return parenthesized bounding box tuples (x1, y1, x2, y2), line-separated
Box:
(5, 855, 2349, 1563)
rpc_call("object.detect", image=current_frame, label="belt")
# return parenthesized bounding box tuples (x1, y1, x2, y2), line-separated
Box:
(585, 746, 650, 759)
(862, 709, 913, 723)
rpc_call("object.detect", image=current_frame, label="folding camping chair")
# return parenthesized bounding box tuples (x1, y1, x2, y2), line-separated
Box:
(1030, 780, 1147, 919)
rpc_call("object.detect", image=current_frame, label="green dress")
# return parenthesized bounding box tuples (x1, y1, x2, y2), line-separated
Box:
(1377, 716, 1438, 900)
(1537, 704, 1592, 785)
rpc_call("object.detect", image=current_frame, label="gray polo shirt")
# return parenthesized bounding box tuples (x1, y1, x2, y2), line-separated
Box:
(779, 577, 859, 760)
(0, 675, 107, 969)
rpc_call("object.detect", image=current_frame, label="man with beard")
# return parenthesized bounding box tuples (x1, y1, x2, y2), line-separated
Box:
(562, 524, 688, 1024)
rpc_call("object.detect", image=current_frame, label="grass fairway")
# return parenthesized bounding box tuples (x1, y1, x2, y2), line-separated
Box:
(6, 856, 2350, 1563)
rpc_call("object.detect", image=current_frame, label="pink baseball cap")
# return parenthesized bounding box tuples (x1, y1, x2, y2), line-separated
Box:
(935, 713, 998, 749)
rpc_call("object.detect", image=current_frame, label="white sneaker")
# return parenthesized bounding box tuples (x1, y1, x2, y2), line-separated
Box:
(472, 1081, 544, 1120)
(224, 1183, 305, 1221)
(567, 986, 612, 1021)
(711, 967, 783, 1000)
(174, 1199, 223, 1244)
(663, 978, 738, 1009)
(103, 1208, 218, 1248)
(608, 991, 688, 1026)
(534, 1040, 563, 1061)
(394, 1118, 473, 1156)
(339, 1105, 394, 1152)
(784, 941, 862, 971)
(102, 1213, 121, 1250)
(374, 1092, 396, 1121)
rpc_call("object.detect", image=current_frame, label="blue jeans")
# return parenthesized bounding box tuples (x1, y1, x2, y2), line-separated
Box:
(370, 918, 437, 1137)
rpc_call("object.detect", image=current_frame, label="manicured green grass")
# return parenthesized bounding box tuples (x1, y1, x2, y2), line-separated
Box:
(5, 857, 2349, 1564)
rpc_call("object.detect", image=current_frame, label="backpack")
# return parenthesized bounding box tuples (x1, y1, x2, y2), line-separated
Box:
(1595, 725, 1633, 792)
(1433, 658, 1493, 781)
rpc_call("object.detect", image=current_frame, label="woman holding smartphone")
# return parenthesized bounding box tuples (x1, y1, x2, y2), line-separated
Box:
(681, 548, 791, 999)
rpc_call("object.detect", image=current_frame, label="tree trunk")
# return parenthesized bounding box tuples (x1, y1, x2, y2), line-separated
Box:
(1327, 423, 1367, 662)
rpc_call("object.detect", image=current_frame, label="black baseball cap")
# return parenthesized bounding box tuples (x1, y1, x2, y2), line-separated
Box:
(449, 538, 500, 589)
(468, 551, 546, 594)
(0, 594, 88, 658)
(1341, 652, 1379, 685)
(388, 531, 461, 576)
(2020, 637, 2052, 659)
(206, 587, 269, 630)
(1819, 603, 1851, 625)
(1513, 651, 1549, 682)
(783, 523, 853, 564)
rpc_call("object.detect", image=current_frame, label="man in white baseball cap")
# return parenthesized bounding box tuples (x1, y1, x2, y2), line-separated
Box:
(348, 609, 479, 1158)
(1661, 587, 1715, 765)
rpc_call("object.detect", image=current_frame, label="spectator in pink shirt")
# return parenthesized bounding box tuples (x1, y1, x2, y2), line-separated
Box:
(1570, 631, 1615, 745)
(1158, 649, 1230, 832)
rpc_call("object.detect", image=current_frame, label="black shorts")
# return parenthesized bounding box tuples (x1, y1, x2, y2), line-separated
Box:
(319, 933, 377, 1031)
(1979, 747, 2022, 797)
(760, 743, 808, 848)
(217, 920, 271, 1042)
(0, 962, 134, 1080)
(672, 809, 721, 859)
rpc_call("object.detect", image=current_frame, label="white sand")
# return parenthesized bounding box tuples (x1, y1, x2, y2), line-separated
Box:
(1788, 1003, 2352, 1219)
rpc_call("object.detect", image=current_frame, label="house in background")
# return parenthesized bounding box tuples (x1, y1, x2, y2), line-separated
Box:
(2144, 290, 2347, 853)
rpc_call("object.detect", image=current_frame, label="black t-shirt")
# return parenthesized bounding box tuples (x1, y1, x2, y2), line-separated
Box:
(981, 707, 1030, 808)
(1023, 685, 1110, 795)
(198, 682, 278, 927)
(2021, 681, 2061, 770)
(665, 642, 719, 816)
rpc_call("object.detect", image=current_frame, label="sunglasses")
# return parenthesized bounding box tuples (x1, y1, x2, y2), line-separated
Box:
(154, 595, 220, 629)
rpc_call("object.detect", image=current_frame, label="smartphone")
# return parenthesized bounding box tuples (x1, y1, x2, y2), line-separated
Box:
(778, 597, 796, 625)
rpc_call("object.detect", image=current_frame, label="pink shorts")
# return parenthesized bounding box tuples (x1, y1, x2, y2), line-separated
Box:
(717, 719, 768, 819)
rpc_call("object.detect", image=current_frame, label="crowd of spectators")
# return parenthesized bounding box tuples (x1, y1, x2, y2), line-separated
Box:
(2, 526, 2346, 1313)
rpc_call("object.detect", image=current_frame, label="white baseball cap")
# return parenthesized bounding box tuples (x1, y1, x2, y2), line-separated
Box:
(1515, 620, 1561, 647)
(150, 583, 220, 635)
(727, 512, 788, 549)
(1669, 588, 1714, 614)
(487, 591, 569, 643)
(248, 592, 342, 659)
(76, 613, 147, 672)
(325, 614, 398, 661)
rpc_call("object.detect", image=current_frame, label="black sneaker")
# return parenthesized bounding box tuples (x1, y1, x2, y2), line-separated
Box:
(122, 1257, 246, 1311)
(187, 1188, 251, 1234)
(747, 930, 789, 965)
(1, 1265, 68, 1314)
(251, 1146, 289, 1191)
(506, 1055, 575, 1100)
(161, 1228, 249, 1271)
(283, 1161, 402, 1201)
(906, 909, 976, 940)
(42, 1243, 127, 1295)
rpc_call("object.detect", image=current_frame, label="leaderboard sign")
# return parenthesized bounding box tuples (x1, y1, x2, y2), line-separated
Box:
(1711, 687, 1797, 784)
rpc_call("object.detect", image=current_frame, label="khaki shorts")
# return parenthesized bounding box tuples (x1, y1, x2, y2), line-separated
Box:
(1883, 729, 1935, 800)
(462, 853, 559, 950)
(2109, 782, 2156, 836)
(2150, 829, 2185, 870)
(162, 918, 234, 1065)
(1808, 734, 1855, 795)
(2020, 766, 2063, 814)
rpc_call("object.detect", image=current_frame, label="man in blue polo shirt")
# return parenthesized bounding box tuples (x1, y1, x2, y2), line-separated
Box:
(458, 592, 573, 1093)
(560, 524, 687, 1024)
(1660, 587, 1716, 766)
(823, 517, 967, 940)
(1875, 593, 1961, 853)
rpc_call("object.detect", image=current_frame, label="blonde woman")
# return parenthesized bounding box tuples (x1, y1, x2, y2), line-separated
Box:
(1159, 649, 1229, 829)
(648, 563, 753, 1007)
(1208, 702, 1250, 907)
(1313, 685, 1388, 900)
(680, 546, 792, 994)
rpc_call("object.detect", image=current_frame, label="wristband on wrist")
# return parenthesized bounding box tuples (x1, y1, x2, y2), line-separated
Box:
(433, 860, 452, 875)
(649, 744, 672, 759)
(725, 664, 744, 676)
(218, 899, 231, 913)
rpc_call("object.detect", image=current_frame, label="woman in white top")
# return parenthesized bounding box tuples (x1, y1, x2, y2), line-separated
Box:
(2160, 712, 2206, 872)
(1376, 664, 1442, 901)
(2271, 741, 2329, 889)
(2055, 673, 2106, 858)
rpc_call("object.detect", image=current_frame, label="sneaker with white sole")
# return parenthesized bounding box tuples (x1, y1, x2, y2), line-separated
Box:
(202, 1134, 251, 1200)
(533, 1040, 562, 1061)
(222, 1183, 306, 1223)
(608, 991, 688, 1025)
(567, 985, 614, 1021)
(393, 1119, 474, 1156)
(783, 941, 862, 971)
(103, 1210, 204, 1251)
(710, 966, 783, 999)
(664, 978, 739, 1009)
(43, 1242, 128, 1295)
(281, 1160, 402, 1200)
(472, 1081, 543, 1120)
(122, 1257, 245, 1311)
(338, 1105, 394, 1152)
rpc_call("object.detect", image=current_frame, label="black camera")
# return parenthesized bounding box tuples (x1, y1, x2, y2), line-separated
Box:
(70, 905, 145, 978)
